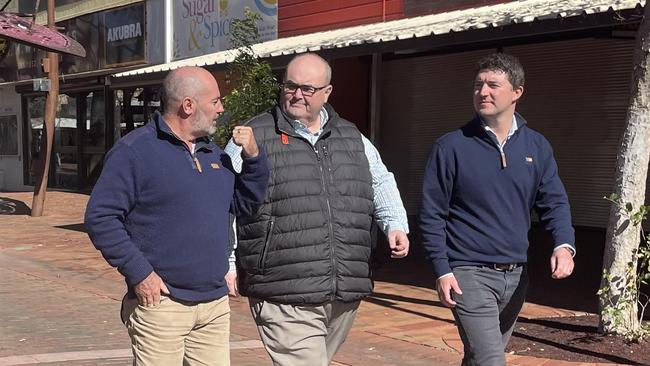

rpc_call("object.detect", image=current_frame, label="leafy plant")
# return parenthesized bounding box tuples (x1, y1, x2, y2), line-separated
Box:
(212, 8, 280, 147)
(598, 193, 650, 342)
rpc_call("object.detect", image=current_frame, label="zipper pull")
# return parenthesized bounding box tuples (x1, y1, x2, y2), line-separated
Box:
(314, 147, 321, 161)
(323, 145, 329, 157)
(193, 156, 203, 173)
(500, 151, 507, 169)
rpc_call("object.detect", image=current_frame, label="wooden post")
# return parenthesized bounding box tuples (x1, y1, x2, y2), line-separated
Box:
(31, 0, 59, 217)
(368, 53, 382, 146)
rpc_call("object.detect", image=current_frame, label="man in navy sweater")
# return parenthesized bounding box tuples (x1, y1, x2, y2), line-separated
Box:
(85, 66, 269, 365)
(420, 53, 575, 365)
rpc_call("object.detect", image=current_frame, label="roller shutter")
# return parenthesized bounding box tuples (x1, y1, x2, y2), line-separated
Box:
(380, 38, 644, 228)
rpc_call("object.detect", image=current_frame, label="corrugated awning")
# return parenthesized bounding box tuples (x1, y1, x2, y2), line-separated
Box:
(114, 0, 644, 78)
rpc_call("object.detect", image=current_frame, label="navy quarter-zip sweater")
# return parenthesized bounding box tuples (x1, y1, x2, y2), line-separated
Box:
(85, 112, 269, 302)
(420, 113, 575, 278)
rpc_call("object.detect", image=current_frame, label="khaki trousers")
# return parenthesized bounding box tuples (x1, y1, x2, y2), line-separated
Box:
(249, 298, 360, 366)
(121, 294, 230, 366)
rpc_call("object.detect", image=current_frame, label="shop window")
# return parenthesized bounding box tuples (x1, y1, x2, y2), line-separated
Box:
(0, 115, 18, 155)
(53, 94, 79, 188)
(24, 90, 107, 189)
(26, 95, 46, 186)
(116, 86, 161, 137)
(82, 91, 105, 187)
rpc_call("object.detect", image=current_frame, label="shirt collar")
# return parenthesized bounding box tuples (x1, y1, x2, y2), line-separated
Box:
(482, 115, 518, 139)
(288, 107, 329, 135)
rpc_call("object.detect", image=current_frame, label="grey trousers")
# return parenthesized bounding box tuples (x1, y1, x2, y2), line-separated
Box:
(249, 298, 360, 366)
(451, 265, 528, 366)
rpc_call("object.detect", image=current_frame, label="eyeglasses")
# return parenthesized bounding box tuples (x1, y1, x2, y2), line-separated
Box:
(282, 81, 329, 97)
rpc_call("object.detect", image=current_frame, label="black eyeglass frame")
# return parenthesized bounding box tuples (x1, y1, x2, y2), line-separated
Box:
(282, 81, 330, 96)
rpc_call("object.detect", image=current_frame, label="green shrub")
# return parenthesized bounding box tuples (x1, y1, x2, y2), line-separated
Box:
(213, 8, 280, 147)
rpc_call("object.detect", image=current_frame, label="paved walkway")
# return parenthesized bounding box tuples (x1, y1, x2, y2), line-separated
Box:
(0, 192, 621, 365)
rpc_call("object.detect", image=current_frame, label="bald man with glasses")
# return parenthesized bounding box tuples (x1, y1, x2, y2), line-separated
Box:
(224, 53, 410, 365)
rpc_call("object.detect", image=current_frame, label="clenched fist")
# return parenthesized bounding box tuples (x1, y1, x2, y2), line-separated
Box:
(232, 126, 259, 158)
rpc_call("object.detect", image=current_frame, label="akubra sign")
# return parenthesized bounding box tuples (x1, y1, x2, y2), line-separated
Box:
(104, 3, 145, 67)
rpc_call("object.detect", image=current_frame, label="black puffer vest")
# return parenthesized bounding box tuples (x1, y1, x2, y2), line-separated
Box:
(236, 104, 374, 304)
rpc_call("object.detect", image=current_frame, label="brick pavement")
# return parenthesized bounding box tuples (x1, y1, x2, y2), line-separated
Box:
(0, 192, 626, 365)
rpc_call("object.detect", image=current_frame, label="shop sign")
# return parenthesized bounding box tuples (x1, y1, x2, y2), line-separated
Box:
(105, 3, 146, 67)
(172, 0, 277, 61)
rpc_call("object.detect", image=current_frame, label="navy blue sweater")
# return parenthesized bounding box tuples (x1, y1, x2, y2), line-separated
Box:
(85, 113, 269, 302)
(420, 114, 575, 278)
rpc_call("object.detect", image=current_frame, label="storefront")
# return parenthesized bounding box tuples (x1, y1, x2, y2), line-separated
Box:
(2, 0, 645, 231)
(379, 37, 639, 228)
(113, 0, 644, 229)
(0, 0, 165, 191)
(0, 0, 280, 191)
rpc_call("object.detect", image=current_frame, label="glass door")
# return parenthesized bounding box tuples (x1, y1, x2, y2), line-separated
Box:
(79, 91, 105, 188)
(24, 93, 80, 189)
(53, 93, 80, 189)
(24, 90, 106, 190)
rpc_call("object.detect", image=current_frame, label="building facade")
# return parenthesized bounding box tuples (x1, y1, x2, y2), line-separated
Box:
(0, 0, 278, 191)
(1, 0, 647, 233)
(0, 0, 165, 191)
(274, 0, 647, 230)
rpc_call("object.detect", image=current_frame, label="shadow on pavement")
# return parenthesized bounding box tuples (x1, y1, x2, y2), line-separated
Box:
(55, 223, 87, 233)
(371, 223, 604, 315)
(365, 292, 455, 324)
(370, 291, 442, 307)
(526, 226, 603, 314)
(0, 196, 31, 215)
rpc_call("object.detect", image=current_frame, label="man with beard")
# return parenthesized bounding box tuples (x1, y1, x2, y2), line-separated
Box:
(85, 66, 269, 365)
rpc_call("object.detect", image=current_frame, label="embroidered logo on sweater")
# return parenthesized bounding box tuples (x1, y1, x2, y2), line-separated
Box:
(211, 163, 220, 169)
(525, 156, 534, 164)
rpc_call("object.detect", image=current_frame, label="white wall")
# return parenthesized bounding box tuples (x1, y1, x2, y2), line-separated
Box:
(0, 85, 29, 192)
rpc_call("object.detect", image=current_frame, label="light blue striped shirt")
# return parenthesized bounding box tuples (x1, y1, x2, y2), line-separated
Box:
(225, 108, 409, 271)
